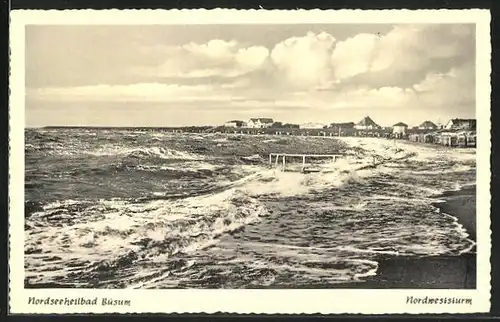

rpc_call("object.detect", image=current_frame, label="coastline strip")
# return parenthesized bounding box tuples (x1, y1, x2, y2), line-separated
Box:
(432, 185, 476, 241)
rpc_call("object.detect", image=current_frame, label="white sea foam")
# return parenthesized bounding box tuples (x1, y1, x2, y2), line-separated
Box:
(25, 188, 269, 286)
(226, 242, 381, 284)
(39, 143, 204, 160)
(25, 132, 477, 288)
(339, 137, 476, 163)
(212, 138, 228, 143)
(235, 150, 399, 198)
(241, 154, 264, 162)
(87, 145, 203, 160)
(135, 161, 219, 172)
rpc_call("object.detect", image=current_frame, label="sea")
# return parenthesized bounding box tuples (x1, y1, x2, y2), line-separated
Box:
(24, 128, 477, 288)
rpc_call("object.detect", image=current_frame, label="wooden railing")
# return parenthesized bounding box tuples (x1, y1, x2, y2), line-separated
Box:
(269, 153, 343, 172)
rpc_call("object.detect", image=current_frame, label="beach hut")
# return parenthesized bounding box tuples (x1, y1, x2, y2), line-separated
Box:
(455, 131, 477, 148)
(392, 122, 408, 139)
(440, 132, 459, 146)
(434, 133, 442, 145)
(408, 133, 423, 142)
(467, 132, 477, 147)
(423, 132, 437, 143)
(393, 122, 408, 133)
(457, 131, 468, 147)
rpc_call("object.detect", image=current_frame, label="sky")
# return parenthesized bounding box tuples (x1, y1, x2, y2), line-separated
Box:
(25, 23, 476, 127)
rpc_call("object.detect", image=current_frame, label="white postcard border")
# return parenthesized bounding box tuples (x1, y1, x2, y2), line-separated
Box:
(9, 9, 492, 314)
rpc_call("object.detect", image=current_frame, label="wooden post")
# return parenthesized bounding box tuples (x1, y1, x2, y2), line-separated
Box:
(275, 154, 279, 166)
(282, 155, 286, 171)
(333, 155, 336, 162)
(269, 153, 272, 165)
(302, 155, 306, 166)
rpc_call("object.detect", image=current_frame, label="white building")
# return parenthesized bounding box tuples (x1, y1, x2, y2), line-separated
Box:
(445, 118, 476, 130)
(247, 118, 274, 128)
(392, 122, 408, 135)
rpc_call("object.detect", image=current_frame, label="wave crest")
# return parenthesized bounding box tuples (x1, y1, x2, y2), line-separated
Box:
(25, 189, 268, 287)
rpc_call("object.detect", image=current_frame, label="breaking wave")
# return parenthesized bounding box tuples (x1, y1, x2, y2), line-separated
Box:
(25, 130, 477, 288)
(25, 188, 268, 287)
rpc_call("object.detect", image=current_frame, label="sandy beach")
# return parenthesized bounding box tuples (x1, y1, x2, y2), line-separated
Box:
(433, 185, 476, 241)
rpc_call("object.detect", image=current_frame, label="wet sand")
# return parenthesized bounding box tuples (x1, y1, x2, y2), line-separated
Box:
(432, 185, 476, 241)
(336, 185, 477, 289)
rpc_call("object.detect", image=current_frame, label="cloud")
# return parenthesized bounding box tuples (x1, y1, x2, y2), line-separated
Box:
(412, 62, 475, 109)
(131, 25, 474, 93)
(331, 33, 379, 80)
(369, 25, 473, 72)
(29, 83, 246, 103)
(136, 39, 269, 78)
(135, 31, 340, 90)
(224, 24, 473, 91)
(270, 31, 336, 88)
(27, 24, 476, 126)
(331, 24, 475, 88)
(29, 62, 474, 118)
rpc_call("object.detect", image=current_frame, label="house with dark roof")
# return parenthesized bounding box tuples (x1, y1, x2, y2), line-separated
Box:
(247, 118, 274, 128)
(418, 120, 438, 130)
(444, 118, 476, 130)
(354, 116, 381, 130)
(392, 122, 408, 137)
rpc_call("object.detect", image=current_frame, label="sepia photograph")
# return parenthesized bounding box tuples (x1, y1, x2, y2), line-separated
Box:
(9, 9, 491, 314)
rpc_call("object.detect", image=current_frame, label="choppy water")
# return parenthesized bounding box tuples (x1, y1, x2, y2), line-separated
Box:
(24, 129, 476, 288)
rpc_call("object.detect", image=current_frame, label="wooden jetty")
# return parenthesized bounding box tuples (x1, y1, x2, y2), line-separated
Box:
(269, 153, 343, 172)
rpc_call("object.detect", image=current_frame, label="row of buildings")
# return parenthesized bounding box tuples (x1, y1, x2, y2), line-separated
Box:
(223, 116, 475, 132)
(222, 116, 477, 147)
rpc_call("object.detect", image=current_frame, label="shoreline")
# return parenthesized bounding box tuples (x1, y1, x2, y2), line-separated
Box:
(24, 187, 478, 289)
(431, 185, 476, 241)
(30, 128, 476, 149)
(25, 131, 477, 289)
(336, 184, 477, 289)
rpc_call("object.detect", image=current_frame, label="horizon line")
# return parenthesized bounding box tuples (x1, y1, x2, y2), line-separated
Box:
(26, 116, 476, 129)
